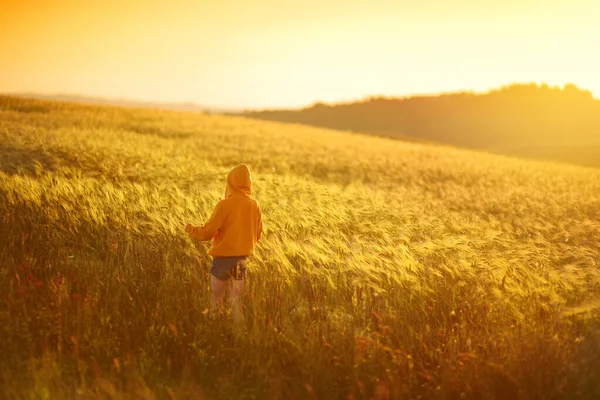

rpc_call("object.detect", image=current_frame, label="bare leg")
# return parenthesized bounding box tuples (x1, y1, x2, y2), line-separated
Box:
(210, 275, 227, 316)
(230, 279, 245, 325)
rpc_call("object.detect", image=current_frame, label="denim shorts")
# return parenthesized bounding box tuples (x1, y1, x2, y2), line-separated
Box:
(210, 257, 248, 281)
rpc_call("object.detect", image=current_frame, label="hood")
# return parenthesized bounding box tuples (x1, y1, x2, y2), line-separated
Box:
(224, 164, 252, 198)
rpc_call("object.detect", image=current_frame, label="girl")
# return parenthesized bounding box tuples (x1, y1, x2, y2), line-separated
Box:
(186, 164, 263, 323)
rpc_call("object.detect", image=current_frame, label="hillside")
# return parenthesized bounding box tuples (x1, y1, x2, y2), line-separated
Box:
(1, 95, 600, 399)
(243, 83, 600, 168)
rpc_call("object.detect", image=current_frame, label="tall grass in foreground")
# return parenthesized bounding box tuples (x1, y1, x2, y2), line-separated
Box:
(1, 96, 600, 399)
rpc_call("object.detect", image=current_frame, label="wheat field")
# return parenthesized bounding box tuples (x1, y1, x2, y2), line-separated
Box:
(1, 96, 600, 399)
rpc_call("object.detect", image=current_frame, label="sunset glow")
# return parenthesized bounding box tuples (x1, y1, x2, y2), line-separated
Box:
(1, 0, 598, 108)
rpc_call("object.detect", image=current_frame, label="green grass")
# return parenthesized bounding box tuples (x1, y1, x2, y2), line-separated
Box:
(1, 95, 600, 399)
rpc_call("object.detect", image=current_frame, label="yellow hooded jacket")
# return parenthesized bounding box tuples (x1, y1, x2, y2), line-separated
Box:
(186, 164, 263, 257)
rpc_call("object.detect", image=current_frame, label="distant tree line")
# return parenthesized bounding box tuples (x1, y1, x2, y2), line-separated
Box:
(242, 84, 600, 166)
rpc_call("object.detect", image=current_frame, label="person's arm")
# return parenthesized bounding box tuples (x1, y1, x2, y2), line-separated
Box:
(186, 202, 223, 241)
(256, 203, 263, 242)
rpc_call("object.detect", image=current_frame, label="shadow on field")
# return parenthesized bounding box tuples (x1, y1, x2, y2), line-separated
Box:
(0, 143, 70, 176)
(0, 143, 125, 181)
(119, 123, 195, 140)
(0, 96, 52, 114)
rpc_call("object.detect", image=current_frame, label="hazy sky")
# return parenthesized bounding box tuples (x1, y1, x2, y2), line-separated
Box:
(1, 0, 598, 109)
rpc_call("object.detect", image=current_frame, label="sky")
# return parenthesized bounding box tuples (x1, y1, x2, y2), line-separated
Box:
(0, 0, 598, 109)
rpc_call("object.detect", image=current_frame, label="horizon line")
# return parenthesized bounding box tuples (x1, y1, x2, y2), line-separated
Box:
(2, 81, 597, 112)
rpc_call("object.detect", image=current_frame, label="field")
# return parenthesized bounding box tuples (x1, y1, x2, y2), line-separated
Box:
(1, 95, 600, 399)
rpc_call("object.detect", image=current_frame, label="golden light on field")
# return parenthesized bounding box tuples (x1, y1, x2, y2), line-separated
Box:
(2, 95, 600, 397)
(1, 0, 599, 108)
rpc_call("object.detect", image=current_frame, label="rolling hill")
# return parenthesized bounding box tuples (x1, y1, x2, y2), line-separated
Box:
(243, 83, 600, 168)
